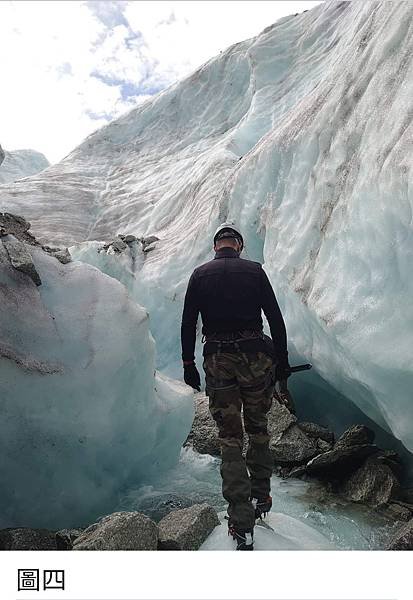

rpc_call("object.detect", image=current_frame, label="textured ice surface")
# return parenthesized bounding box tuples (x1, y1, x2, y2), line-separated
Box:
(1, 3, 412, 452)
(0, 246, 193, 528)
(121, 448, 395, 550)
(0, 148, 49, 184)
(200, 511, 334, 551)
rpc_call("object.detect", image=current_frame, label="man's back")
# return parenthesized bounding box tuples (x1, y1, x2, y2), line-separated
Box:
(190, 247, 263, 334)
(181, 246, 288, 367)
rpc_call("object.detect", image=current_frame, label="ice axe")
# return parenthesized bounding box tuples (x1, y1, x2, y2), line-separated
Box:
(288, 363, 312, 374)
(273, 364, 312, 414)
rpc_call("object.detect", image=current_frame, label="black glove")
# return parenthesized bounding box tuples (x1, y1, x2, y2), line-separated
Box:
(183, 362, 201, 391)
(275, 363, 291, 382)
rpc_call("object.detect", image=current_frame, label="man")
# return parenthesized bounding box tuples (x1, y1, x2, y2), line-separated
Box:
(181, 222, 290, 550)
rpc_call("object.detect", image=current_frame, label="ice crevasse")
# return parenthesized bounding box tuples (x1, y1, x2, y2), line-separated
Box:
(0, 0, 413, 527)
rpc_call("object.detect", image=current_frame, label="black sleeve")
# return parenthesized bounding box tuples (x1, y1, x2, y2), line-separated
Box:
(181, 271, 200, 362)
(260, 267, 289, 368)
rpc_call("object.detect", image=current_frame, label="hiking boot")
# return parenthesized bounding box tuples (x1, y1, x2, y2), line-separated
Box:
(252, 495, 272, 520)
(228, 524, 254, 550)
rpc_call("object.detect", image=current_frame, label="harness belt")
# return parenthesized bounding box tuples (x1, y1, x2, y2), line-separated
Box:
(202, 330, 268, 357)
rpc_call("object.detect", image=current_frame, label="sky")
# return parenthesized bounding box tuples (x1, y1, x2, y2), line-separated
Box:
(0, 1, 322, 164)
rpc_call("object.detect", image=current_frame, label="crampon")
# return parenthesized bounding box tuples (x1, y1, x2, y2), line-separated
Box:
(228, 524, 254, 550)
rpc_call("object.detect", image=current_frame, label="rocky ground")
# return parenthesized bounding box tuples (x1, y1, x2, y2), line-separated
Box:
(0, 504, 219, 551)
(184, 390, 413, 550)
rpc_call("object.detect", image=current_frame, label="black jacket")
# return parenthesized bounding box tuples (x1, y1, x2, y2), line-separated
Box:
(181, 247, 288, 367)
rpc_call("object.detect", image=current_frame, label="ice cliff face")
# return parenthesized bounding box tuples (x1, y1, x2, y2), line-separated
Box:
(0, 147, 50, 184)
(0, 227, 193, 528)
(0, 0, 412, 484)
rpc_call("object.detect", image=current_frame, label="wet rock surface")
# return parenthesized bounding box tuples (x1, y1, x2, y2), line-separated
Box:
(340, 455, 400, 506)
(55, 528, 83, 550)
(335, 424, 375, 447)
(298, 422, 335, 444)
(0, 527, 57, 550)
(386, 518, 413, 550)
(73, 511, 158, 551)
(158, 503, 219, 550)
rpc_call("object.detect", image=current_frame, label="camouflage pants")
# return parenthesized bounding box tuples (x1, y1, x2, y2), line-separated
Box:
(203, 351, 274, 532)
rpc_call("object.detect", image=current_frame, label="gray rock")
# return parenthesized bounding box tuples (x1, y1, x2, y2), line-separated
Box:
(55, 528, 83, 550)
(336, 424, 375, 447)
(2, 235, 42, 285)
(380, 503, 412, 522)
(341, 456, 400, 507)
(286, 464, 308, 478)
(73, 511, 158, 550)
(136, 494, 199, 522)
(316, 438, 333, 452)
(0, 212, 36, 245)
(158, 503, 219, 550)
(267, 399, 319, 466)
(0, 144, 5, 166)
(142, 242, 156, 253)
(298, 422, 335, 444)
(123, 234, 137, 244)
(270, 423, 319, 466)
(386, 518, 413, 550)
(0, 527, 57, 550)
(111, 237, 128, 253)
(267, 398, 297, 439)
(142, 235, 159, 248)
(305, 443, 379, 478)
(185, 393, 221, 456)
(42, 246, 72, 264)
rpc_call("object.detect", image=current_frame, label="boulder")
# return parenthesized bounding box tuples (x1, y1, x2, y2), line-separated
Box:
(316, 438, 333, 452)
(136, 493, 198, 522)
(2, 235, 41, 285)
(73, 511, 158, 550)
(386, 518, 413, 550)
(0, 527, 57, 550)
(55, 528, 83, 550)
(267, 398, 297, 438)
(305, 443, 379, 478)
(142, 235, 159, 249)
(336, 424, 375, 447)
(111, 237, 128, 253)
(379, 503, 412, 522)
(185, 393, 221, 456)
(0, 212, 35, 245)
(158, 503, 219, 550)
(42, 246, 72, 264)
(123, 234, 137, 244)
(270, 424, 319, 466)
(298, 422, 335, 444)
(341, 456, 400, 507)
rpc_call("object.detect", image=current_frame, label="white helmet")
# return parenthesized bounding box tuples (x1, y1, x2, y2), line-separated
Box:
(213, 221, 244, 250)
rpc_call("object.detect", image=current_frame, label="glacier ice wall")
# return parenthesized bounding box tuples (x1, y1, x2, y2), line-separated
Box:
(1, 1, 412, 453)
(0, 243, 193, 528)
(0, 148, 50, 184)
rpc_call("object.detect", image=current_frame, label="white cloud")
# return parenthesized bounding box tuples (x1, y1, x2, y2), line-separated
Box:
(0, 1, 322, 163)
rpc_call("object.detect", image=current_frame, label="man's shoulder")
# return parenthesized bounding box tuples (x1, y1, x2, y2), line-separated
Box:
(194, 256, 263, 276)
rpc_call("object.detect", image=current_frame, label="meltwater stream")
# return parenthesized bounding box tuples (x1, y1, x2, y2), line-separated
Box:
(117, 448, 397, 551)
